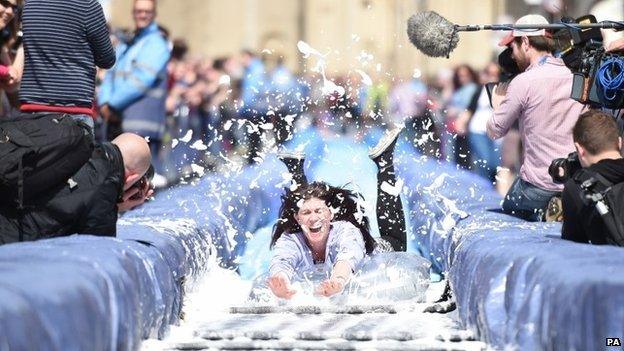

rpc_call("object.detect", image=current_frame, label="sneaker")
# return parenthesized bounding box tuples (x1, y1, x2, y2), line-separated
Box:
(368, 126, 404, 160)
(277, 150, 305, 161)
(277, 150, 308, 186)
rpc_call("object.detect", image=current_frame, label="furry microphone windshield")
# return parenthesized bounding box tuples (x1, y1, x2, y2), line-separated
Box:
(407, 11, 459, 58)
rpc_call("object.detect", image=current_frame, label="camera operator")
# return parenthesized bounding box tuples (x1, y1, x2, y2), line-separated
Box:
(487, 14, 586, 221)
(561, 110, 624, 245)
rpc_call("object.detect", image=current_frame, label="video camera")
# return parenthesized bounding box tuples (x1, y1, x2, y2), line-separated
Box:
(549, 15, 624, 184)
(556, 15, 624, 109)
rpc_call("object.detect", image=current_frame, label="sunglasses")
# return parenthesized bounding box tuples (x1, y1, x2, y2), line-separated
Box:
(0, 0, 17, 12)
(133, 9, 155, 15)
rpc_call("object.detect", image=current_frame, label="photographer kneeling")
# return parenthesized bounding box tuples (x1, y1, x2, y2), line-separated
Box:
(561, 110, 624, 245)
(0, 132, 153, 245)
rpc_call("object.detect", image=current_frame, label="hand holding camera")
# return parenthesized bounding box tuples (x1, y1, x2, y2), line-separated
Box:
(117, 165, 155, 212)
(548, 152, 582, 184)
(606, 38, 624, 53)
(491, 82, 509, 110)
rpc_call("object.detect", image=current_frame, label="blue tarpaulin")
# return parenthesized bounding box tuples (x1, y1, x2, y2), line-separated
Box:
(395, 152, 624, 351)
(0, 158, 284, 351)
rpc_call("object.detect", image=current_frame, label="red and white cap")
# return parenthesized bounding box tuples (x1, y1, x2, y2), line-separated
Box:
(498, 14, 551, 47)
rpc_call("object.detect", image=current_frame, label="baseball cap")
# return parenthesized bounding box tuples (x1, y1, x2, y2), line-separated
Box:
(498, 14, 550, 47)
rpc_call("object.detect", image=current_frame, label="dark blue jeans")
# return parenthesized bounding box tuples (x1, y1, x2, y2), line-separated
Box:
(469, 132, 499, 181)
(502, 177, 558, 221)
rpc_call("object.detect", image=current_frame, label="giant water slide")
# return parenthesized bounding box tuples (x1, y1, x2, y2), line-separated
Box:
(0, 128, 622, 350)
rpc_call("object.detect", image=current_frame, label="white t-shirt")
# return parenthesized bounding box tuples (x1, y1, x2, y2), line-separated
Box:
(469, 88, 493, 135)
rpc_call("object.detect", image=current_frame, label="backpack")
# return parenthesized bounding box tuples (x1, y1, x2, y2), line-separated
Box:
(0, 113, 94, 208)
(574, 169, 624, 246)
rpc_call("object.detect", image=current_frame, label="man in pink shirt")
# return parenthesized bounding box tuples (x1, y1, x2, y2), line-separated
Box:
(487, 14, 586, 221)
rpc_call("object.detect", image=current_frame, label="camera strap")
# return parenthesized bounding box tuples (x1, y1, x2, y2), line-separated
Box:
(574, 169, 612, 201)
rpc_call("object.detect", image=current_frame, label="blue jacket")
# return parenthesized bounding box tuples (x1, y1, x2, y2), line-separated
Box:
(269, 65, 304, 115)
(240, 58, 268, 117)
(99, 22, 171, 139)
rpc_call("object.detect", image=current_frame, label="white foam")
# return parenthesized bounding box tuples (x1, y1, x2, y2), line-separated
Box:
(179, 130, 193, 143)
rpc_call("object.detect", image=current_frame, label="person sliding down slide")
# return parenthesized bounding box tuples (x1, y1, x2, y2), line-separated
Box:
(267, 127, 407, 299)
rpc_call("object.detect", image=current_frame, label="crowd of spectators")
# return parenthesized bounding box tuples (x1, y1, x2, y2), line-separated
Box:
(0, 1, 508, 194)
(98, 8, 619, 246)
(0, 1, 524, 197)
(94, 24, 519, 193)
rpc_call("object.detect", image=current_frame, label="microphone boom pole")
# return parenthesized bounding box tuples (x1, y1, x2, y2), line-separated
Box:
(456, 22, 624, 32)
(407, 11, 624, 58)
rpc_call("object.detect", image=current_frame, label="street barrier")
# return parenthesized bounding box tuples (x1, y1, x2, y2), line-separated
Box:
(0, 158, 284, 351)
(396, 152, 624, 351)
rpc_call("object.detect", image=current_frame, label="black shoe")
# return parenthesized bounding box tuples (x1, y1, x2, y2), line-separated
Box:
(368, 126, 404, 161)
(277, 150, 307, 186)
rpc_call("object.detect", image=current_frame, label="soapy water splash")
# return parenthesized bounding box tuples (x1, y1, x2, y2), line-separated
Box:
(246, 252, 431, 307)
(138, 261, 486, 351)
(355, 69, 373, 86)
(162, 39, 410, 184)
(422, 174, 469, 234)
(296, 40, 326, 59)
(297, 40, 346, 97)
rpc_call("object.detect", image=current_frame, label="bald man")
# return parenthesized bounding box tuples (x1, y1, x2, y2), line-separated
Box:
(0, 133, 153, 245)
(113, 133, 154, 212)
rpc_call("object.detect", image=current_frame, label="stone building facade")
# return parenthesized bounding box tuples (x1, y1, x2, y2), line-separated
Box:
(104, 0, 616, 78)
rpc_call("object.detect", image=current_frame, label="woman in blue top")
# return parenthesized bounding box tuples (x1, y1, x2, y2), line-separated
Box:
(268, 127, 406, 299)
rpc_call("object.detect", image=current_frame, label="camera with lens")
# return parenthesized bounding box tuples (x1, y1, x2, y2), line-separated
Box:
(549, 152, 582, 184)
(129, 164, 154, 200)
(497, 46, 522, 82)
(485, 46, 523, 106)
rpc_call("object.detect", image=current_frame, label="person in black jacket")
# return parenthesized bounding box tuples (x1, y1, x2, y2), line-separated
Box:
(0, 133, 153, 245)
(561, 110, 624, 244)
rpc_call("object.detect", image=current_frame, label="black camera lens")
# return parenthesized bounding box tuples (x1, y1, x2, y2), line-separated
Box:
(144, 164, 155, 182)
(549, 158, 568, 184)
(549, 152, 581, 184)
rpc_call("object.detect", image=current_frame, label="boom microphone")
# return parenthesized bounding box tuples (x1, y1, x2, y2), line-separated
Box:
(407, 11, 459, 58)
(407, 11, 624, 58)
